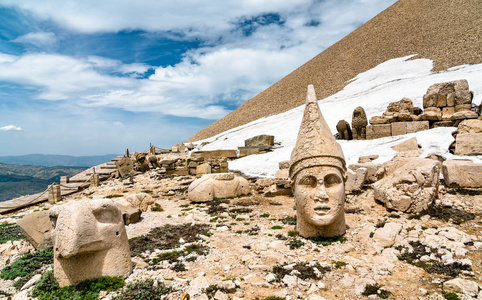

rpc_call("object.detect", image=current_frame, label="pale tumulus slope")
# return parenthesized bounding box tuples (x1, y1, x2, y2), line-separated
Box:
(191, 55, 482, 178)
(188, 0, 482, 142)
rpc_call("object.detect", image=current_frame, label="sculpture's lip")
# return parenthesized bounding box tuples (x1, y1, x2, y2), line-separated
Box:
(314, 205, 330, 214)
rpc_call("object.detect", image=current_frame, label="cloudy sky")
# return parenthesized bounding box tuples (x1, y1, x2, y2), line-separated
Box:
(0, 0, 396, 156)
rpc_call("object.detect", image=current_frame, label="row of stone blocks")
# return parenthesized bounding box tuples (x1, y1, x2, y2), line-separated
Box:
(366, 121, 429, 139)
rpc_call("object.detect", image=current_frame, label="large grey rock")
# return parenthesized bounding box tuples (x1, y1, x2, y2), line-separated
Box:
(17, 210, 52, 250)
(188, 173, 250, 202)
(49, 199, 132, 287)
(442, 160, 482, 188)
(374, 158, 440, 213)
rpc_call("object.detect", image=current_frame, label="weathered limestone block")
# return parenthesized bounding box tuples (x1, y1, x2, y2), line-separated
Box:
(369, 116, 388, 125)
(391, 137, 419, 152)
(188, 173, 250, 202)
(406, 121, 429, 133)
(244, 135, 275, 147)
(191, 150, 237, 159)
(345, 167, 367, 194)
(115, 157, 135, 177)
(49, 199, 132, 287)
(374, 158, 440, 213)
(454, 133, 482, 156)
(126, 193, 154, 212)
(366, 124, 391, 139)
(442, 160, 482, 188)
(395, 149, 423, 158)
(358, 155, 379, 163)
(458, 119, 482, 134)
(275, 169, 290, 187)
(391, 122, 407, 136)
(17, 210, 52, 250)
(452, 90, 473, 106)
(48, 184, 61, 204)
(419, 107, 442, 121)
(349, 163, 381, 183)
(455, 104, 472, 112)
(423, 93, 445, 108)
(238, 147, 260, 158)
(171, 144, 180, 153)
(352, 106, 368, 140)
(196, 163, 212, 177)
(451, 110, 478, 121)
(432, 121, 455, 128)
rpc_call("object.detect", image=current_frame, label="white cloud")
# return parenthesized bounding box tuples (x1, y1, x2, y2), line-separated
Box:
(0, 125, 22, 131)
(13, 32, 57, 48)
(0, 0, 397, 120)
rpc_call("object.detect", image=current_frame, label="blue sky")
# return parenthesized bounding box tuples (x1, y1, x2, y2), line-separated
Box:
(0, 0, 396, 156)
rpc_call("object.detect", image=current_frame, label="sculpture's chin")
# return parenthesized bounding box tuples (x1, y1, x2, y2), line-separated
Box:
(306, 209, 342, 227)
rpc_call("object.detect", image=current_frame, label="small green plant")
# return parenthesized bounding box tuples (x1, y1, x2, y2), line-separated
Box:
(113, 279, 172, 300)
(271, 225, 283, 230)
(388, 213, 400, 219)
(263, 297, 286, 300)
(236, 218, 245, 221)
(442, 292, 460, 300)
(235, 230, 242, 234)
(275, 234, 287, 240)
(332, 260, 348, 268)
(151, 203, 164, 212)
(310, 236, 346, 246)
(260, 213, 270, 218)
(286, 239, 304, 249)
(287, 230, 299, 237)
(361, 284, 391, 299)
(32, 271, 124, 300)
(369, 231, 375, 238)
(1, 247, 54, 289)
(279, 216, 296, 225)
(106, 194, 123, 198)
(0, 223, 26, 244)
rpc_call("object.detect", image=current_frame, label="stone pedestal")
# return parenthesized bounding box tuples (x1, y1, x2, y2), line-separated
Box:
(48, 184, 61, 204)
(91, 174, 100, 187)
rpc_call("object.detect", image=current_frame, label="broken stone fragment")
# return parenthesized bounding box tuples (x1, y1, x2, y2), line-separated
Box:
(188, 173, 250, 202)
(17, 210, 52, 250)
(391, 137, 419, 152)
(374, 158, 440, 213)
(442, 160, 482, 188)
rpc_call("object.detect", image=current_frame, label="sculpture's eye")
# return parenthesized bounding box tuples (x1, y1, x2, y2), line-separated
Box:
(93, 205, 119, 223)
(324, 174, 341, 188)
(299, 176, 316, 188)
(49, 213, 58, 229)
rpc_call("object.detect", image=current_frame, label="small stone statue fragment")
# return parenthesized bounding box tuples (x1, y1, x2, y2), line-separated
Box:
(352, 106, 368, 140)
(289, 85, 347, 238)
(49, 199, 132, 287)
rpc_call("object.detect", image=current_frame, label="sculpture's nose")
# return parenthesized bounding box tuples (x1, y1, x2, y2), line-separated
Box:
(314, 184, 329, 202)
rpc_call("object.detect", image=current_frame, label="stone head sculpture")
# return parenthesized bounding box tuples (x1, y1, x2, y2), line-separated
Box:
(289, 85, 347, 238)
(49, 198, 132, 287)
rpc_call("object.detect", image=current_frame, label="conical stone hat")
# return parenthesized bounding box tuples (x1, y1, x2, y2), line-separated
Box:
(289, 85, 346, 180)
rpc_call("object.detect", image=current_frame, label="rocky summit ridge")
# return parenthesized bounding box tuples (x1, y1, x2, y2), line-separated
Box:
(188, 0, 482, 142)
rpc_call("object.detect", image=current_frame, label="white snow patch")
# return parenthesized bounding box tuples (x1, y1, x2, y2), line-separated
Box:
(193, 55, 482, 177)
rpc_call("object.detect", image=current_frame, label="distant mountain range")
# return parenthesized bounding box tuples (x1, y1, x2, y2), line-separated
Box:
(0, 154, 119, 167)
(0, 163, 88, 201)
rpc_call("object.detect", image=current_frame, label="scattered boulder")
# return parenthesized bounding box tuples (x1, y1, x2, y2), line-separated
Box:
(336, 120, 353, 140)
(349, 163, 381, 183)
(126, 192, 154, 212)
(442, 160, 482, 188)
(115, 157, 135, 177)
(374, 158, 440, 213)
(443, 278, 479, 297)
(196, 163, 212, 177)
(188, 173, 250, 202)
(352, 106, 368, 140)
(49, 199, 132, 287)
(115, 202, 142, 225)
(391, 137, 419, 152)
(17, 210, 52, 250)
(244, 135, 275, 147)
(358, 155, 379, 163)
(345, 167, 368, 194)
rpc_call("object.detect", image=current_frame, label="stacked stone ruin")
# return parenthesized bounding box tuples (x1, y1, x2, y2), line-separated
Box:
(364, 80, 479, 139)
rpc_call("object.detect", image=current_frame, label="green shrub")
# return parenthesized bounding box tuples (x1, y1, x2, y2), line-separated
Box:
(286, 239, 304, 249)
(443, 292, 460, 300)
(151, 204, 164, 212)
(271, 225, 283, 230)
(287, 230, 299, 237)
(106, 194, 123, 198)
(0, 223, 26, 244)
(309, 236, 346, 246)
(260, 213, 270, 218)
(113, 279, 172, 300)
(1, 247, 53, 289)
(32, 271, 124, 300)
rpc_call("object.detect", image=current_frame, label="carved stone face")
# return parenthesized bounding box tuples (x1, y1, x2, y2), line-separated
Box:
(293, 166, 345, 227)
